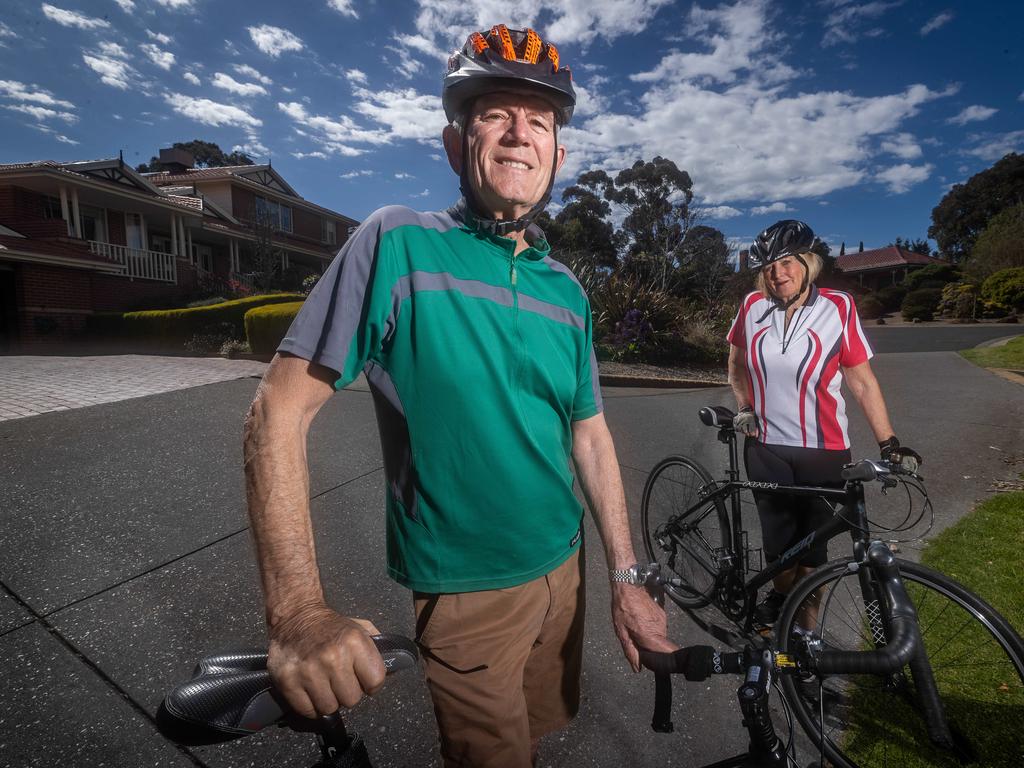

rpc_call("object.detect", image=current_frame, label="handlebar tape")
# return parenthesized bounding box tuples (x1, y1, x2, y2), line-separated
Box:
(638, 646, 738, 733)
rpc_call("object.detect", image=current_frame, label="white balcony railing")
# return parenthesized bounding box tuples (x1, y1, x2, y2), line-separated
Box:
(89, 241, 177, 284)
(230, 271, 256, 292)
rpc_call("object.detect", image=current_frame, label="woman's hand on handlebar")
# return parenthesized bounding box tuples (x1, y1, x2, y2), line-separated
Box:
(267, 603, 386, 718)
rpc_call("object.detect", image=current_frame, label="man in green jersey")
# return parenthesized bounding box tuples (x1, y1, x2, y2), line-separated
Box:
(243, 24, 671, 767)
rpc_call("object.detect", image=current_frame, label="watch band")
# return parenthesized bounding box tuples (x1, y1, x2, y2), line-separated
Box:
(609, 564, 642, 585)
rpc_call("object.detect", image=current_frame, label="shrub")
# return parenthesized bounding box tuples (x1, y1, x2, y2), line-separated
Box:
(301, 273, 321, 295)
(965, 202, 1024, 282)
(186, 296, 228, 308)
(857, 294, 885, 319)
(184, 322, 237, 355)
(118, 293, 304, 345)
(874, 284, 907, 312)
(245, 301, 304, 355)
(980, 266, 1024, 315)
(901, 288, 943, 321)
(902, 263, 960, 292)
(938, 282, 980, 321)
(219, 339, 252, 358)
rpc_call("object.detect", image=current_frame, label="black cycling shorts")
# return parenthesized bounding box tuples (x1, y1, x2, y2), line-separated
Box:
(743, 439, 851, 568)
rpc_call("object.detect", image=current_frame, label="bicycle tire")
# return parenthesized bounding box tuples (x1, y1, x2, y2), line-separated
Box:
(777, 558, 1024, 768)
(641, 455, 730, 609)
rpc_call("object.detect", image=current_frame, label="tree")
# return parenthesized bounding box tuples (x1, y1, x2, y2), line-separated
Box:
(601, 157, 696, 291)
(839, 242, 846, 257)
(542, 170, 621, 269)
(964, 202, 1024, 282)
(890, 236, 931, 256)
(677, 224, 734, 307)
(859, 241, 864, 253)
(136, 140, 255, 173)
(928, 152, 1024, 261)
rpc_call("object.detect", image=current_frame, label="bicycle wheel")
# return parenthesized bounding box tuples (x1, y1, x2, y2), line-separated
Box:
(641, 455, 730, 609)
(777, 558, 1024, 768)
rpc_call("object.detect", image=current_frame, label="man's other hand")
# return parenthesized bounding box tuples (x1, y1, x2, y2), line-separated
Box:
(267, 604, 385, 718)
(610, 584, 675, 673)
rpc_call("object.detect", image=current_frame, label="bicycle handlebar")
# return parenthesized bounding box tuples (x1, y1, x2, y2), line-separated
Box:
(157, 633, 418, 745)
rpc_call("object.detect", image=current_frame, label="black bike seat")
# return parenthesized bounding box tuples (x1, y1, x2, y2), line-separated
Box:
(699, 406, 736, 429)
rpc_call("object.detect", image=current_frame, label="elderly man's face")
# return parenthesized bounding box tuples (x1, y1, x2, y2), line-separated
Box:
(444, 91, 566, 221)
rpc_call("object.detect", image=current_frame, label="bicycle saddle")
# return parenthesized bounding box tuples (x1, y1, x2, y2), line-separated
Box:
(698, 406, 736, 429)
(157, 634, 418, 745)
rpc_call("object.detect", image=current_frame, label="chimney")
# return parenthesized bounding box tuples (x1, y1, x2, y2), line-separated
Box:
(158, 147, 195, 173)
(739, 249, 749, 271)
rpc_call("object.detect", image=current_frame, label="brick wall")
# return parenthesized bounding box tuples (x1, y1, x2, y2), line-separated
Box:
(232, 186, 256, 222)
(106, 208, 127, 246)
(0, 185, 66, 238)
(293, 207, 321, 242)
(14, 263, 93, 344)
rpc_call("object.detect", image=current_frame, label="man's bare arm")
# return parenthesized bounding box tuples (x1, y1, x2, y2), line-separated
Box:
(244, 353, 385, 716)
(571, 413, 673, 672)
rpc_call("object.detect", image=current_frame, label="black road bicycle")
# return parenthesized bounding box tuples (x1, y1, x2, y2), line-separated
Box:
(157, 634, 418, 767)
(640, 405, 1024, 767)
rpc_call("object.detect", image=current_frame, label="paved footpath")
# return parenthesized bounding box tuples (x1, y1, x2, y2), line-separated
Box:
(0, 355, 268, 421)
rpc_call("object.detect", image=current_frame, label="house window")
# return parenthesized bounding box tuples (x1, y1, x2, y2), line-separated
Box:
(255, 196, 293, 233)
(151, 236, 173, 255)
(192, 243, 213, 272)
(125, 213, 144, 250)
(43, 196, 64, 220)
(80, 205, 107, 243)
(322, 219, 336, 245)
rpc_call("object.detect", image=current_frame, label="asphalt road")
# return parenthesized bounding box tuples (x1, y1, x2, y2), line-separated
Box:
(0, 326, 1021, 768)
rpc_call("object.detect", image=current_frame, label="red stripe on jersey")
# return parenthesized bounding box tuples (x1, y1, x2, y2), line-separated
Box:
(749, 327, 769, 442)
(820, 290, 870, 368)
(799, 330, 822, 447)
(813, 331, 845, 449)
(728, 292, 762, 347)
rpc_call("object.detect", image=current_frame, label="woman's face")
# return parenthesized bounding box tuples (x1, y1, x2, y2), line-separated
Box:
(763, 255, 807, 302)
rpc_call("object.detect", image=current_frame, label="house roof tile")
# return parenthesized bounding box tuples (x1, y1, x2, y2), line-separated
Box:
(837, 246, 947, 273)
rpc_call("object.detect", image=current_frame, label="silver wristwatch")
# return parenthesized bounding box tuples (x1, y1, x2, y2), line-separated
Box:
(609, 563, 645, 585)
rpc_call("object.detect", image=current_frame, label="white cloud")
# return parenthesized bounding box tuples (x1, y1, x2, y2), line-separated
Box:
(947, 105, 998, 125)
(396, 33, 445, 61)
(876, 163, 933, 193)
(140, 43, 175, 70)
(113, 0, 134, 10)
(394, 172, 413, 179)
(0, 22, 16, 42)
(99, 41, 129, 58)
(278, 101, 377, 155)
(0, 79, 75, 109)
(879, 132, 922, 159)
(293, 151, 328, 159)
(750, 202, 793, 215)
(247, 24, 304, 57)
(212, 72, 267, 97)
(154, 0, 194, 8)
(327, 0, 358, 18)
(233, 140, 268, 157)
(82, 53, 135, 89)
(964, 131, 1024, 162)
(232, 64, 272, 85)
(54, 132, 79, 144)
(31, 122, 80, 144)
(822, 1, 900, 47)
(341, 169, 375, 178)
(550, 0, 958, 206)
(703, 205, 743, 219)
(430, 153, 442, 161)
(41, 4, 110, 30)
(920, 10, 953, 35)
(5, 103, 77, 122)
(165, 92, 262, 128)
(346, 69, 367, 85)
(183, 71, 201, 85)
(631, 0, 796, 87)
(411, 188, 430, 198)
(351, 86, 445, 142)
(146, 29, 173, 45)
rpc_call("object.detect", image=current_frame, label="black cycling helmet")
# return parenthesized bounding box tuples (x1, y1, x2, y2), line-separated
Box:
(443, 25, 576, 126)
(442, 25, 576, 236)
(747, 219, 817, 270)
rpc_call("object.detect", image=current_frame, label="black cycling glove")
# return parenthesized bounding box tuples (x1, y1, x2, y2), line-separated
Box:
(879, 436, 922, 474)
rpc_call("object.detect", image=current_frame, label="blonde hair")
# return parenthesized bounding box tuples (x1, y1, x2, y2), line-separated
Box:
(756, 251, 823, 298)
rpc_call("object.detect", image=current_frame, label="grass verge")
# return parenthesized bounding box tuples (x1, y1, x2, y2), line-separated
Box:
(837, 492, 1024, 767)
(959, 334, 1024, 370)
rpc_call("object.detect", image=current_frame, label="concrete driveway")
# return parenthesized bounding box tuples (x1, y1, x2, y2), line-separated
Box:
(0, 328, 1022, 767)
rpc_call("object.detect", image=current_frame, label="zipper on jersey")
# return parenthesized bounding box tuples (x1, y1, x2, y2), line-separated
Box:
(510, 251, 525, 393)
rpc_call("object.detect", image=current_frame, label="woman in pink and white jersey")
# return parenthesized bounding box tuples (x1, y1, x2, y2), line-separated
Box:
(727, 219, 922, 629)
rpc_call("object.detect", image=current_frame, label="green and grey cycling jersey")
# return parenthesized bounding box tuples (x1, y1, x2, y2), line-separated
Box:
(279, 200, 602, 593)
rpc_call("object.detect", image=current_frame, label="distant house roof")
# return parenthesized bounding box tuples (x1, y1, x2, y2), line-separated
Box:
(837, 246, 947, 273)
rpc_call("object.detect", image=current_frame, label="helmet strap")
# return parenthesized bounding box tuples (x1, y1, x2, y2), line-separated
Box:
(459, 119, 559, 236)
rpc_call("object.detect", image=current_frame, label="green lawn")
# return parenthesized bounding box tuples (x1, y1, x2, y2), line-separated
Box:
(838, 492, 1024, 767)
(960, 333, 1024, 369)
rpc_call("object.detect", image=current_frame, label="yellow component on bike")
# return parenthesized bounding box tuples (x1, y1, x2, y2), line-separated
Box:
(774, 653, 796, 668)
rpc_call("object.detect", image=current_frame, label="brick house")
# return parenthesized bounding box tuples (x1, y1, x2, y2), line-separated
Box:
(0, 148, 358, 351)
(836, 247, 948, 292)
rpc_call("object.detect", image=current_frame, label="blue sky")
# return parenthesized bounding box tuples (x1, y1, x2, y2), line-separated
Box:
(1, 0, 1021, 255)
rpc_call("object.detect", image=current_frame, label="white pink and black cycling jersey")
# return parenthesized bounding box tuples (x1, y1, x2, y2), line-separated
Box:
(727, 286, 872, 450)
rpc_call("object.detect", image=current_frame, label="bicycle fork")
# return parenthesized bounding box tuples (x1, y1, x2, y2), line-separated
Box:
(851, 541, 956, 751)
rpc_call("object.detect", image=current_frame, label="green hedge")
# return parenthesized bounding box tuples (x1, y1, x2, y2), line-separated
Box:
(857, 294, 885, 319)
(981, 267, 1024, 314)
(901, 288, 943, 321)
(245, 301, 304, 355)
(113, 294, 304, 343)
